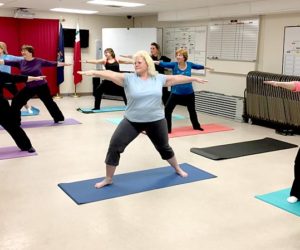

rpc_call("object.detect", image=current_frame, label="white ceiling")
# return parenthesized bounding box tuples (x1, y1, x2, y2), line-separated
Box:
(0, 0, 268, 16)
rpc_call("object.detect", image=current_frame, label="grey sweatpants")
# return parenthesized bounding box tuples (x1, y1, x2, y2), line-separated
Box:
(105, 118, 174, 166)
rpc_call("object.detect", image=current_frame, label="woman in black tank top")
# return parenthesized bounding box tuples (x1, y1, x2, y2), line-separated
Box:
(85, 48, 132, 110)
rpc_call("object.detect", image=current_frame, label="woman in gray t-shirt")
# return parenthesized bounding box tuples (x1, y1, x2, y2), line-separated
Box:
(78, 50, 207, 189)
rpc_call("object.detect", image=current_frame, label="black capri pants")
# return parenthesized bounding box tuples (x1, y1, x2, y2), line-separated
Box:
(290, 148, 300, 198)
(105, 118, 174, 166)
(165, 92, 201, 133)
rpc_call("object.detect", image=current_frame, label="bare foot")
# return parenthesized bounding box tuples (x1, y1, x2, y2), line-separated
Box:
(175, 167, 188, 177)
(94, 178, 113, 188)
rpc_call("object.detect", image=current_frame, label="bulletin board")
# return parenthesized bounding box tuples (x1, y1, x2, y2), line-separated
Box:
(282, 26, 300, 76)
(162, 26, 207, 74)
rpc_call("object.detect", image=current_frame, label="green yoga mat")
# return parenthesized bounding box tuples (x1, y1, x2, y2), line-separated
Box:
(255, 188, 300, 216)
(190, 137, 298, 160)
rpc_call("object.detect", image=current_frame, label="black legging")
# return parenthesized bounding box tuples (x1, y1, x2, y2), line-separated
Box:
(165, 92, 201, 133)
(0, 98, 32, 150)
(94, 80, 127, 109)
(0, 82, 18, 97)
(290, 148, 300, 198)
(11, 84, 64, 124)
(105, 118, 174, 166)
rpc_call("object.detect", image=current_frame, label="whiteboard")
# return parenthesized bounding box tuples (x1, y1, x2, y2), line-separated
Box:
(162, 26, 207, 75)
(102, 28, 157, 71)
(282, 26, 300, 76)
(207, 18, 259, 62)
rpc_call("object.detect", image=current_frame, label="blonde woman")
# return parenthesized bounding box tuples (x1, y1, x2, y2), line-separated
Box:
(78, 50, 207, 188)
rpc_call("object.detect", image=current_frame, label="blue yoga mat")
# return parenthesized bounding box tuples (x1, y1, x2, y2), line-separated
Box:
(106, 114, 185, 125)
(77, 106, 126, 113)
(58, 163, 216, 204)
(255, 188, 300, 217)
(21, 106, 40, 116)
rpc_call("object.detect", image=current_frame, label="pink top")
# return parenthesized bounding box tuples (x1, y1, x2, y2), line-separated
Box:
(293, 81, 300, 92)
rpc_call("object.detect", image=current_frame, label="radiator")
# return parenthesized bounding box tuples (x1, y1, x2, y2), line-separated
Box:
(195, 91, 244, 122)
(246, 71, 300, 128)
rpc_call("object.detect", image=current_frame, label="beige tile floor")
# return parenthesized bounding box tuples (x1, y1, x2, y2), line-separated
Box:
(0, 96, 299, 250)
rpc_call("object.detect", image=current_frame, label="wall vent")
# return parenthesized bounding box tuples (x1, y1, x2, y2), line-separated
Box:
(195, 91, 244, 122)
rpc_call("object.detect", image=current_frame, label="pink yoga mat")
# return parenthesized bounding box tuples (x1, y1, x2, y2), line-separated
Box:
(168, 124, 234, 138)
(0, 146, 37, 160)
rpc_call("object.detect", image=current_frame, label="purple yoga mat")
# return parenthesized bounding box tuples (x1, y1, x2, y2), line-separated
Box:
(0, 118, 81, 130)
(0, 146, 37, 160)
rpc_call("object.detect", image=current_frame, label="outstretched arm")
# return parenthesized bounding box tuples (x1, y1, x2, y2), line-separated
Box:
(0, 72, 45, 84)
(77, 70, 125, 86)
(83, 58, 106, 65)
(204, 66, 214, 71)
(165, 74, 207, 87)
(117, 57, 134, 64)
(27, 76, 46, 82)
(57, 62, 72, 67)
(119, 55, 133, 59)
(264, 80, 299, 91)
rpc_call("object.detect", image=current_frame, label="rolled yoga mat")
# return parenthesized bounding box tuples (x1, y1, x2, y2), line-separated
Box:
(58, 163, 217, 204)
(190, 137, 298, 160)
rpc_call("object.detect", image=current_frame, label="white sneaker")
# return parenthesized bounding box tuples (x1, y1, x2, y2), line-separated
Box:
(27, 108, 33, 114)
(287, 196, 298, 203)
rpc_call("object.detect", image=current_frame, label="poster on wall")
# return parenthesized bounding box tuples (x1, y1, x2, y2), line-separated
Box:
(162, 26, 207, 74)
(282, 26, 300, 76)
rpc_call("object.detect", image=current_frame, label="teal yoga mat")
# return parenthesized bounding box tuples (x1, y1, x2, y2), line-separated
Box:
(77, 106, 126, 113)
(105, 114, 185, 125)
(21, 106, 40, 116)
(58, 163, 216, 204)
(255, 188, 300, 216)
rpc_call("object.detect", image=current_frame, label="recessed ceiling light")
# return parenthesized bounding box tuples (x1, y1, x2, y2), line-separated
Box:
(50, 8, 98, 14)
(0, 3, 4, 6)
(87, 0, 145, 7)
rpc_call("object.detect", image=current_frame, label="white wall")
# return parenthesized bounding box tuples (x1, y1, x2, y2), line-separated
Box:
(134, 13, 300, 97)
(1, 9, 300, 96)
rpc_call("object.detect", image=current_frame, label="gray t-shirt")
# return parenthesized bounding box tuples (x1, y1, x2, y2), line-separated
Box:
(123, 73, 167, 122)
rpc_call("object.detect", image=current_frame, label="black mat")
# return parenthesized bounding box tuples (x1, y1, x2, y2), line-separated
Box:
(190, 137, 298, 160)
